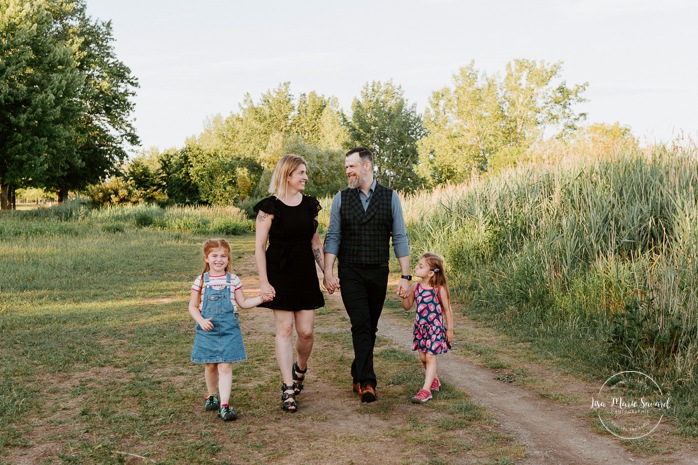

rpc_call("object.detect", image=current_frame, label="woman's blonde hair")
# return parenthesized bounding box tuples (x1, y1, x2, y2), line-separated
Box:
(268, 154, 307, 198)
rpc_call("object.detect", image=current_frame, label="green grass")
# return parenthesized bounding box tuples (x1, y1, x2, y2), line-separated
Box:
(0, 200, 254, 236)
(3, 144, 696, 463)
(0, 223, 526, 464)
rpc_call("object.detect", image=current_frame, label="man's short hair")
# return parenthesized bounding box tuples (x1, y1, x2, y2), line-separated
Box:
(346, 147, 373, 167)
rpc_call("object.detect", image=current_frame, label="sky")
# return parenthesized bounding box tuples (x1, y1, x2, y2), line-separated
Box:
(85, 0, 698, 154)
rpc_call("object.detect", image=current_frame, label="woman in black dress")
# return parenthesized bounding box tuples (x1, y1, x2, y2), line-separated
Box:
(254, 154, 325, 412)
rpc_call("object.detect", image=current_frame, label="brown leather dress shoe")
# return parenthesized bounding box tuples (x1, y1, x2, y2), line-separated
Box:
(352, 382, 362, 395)
(360, 385, 377, 403)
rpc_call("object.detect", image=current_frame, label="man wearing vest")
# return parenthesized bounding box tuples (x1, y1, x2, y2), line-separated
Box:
(323, 147, 412, 403)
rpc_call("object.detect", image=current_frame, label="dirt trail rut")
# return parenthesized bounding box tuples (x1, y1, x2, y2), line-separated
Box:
(376, 312, 696, 465)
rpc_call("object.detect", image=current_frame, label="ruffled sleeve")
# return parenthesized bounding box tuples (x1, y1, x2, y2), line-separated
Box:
(306, 195, 321, 231)
(306, 196, 321, 217)
(253, 196, 276, 215)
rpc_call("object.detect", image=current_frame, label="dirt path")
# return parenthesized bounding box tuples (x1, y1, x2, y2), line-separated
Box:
(322, 284, 697, 465)
(380, 313, 640, 465)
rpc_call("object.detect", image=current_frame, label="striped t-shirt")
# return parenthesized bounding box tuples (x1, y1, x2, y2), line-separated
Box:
(192, 273, 242, 313)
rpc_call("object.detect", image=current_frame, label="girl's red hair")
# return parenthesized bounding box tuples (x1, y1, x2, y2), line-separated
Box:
(199, 239, 231, 291)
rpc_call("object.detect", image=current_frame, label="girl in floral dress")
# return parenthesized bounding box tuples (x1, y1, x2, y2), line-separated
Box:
(401, 252, 454, 403)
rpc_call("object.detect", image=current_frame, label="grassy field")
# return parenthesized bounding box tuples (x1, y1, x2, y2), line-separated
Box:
(0, 224, 527, 464)
(2, 146, 697, 463)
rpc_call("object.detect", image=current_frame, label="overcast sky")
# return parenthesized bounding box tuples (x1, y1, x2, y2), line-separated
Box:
(86, 0, 698, 153)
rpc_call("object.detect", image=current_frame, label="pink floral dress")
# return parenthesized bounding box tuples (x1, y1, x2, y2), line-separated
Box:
(412, 283, 451, 355)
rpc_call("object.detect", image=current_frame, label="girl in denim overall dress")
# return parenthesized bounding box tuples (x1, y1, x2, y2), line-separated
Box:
(189, 239, 271, 421)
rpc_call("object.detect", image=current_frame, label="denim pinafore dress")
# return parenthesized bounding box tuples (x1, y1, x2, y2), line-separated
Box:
(191, 272, 247, 363)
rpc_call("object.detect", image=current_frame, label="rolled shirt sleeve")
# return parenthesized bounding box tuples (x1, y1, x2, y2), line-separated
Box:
(323, 192, 342, 256)
(391, 193, 410, 258)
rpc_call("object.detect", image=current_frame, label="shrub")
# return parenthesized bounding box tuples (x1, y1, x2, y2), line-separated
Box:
(102, 223, 125, 233)
(209, 217, 253, 235)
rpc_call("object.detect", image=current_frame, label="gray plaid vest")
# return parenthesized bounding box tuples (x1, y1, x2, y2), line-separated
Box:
(338, 182, 393, 266)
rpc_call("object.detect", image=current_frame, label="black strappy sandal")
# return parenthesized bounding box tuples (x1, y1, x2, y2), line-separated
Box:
(292, 361, 307, 395)
(281, 383, 297, 413)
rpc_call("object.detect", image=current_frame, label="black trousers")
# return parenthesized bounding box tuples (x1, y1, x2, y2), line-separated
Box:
(338, 264, 389, 388)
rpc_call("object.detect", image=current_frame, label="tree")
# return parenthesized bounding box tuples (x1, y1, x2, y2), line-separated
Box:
(42, 0, 139, 201)
(317, 103, 349, 152)
(182, 83, 347, 203)
(226, 82, 295, 161)
(254, 135, 345, 199)
(0, 0, 138, 208)
(419, 60, 587, 183)
(575, 122, 639, 156)
(0, 0, 83, 209)
(418, 65, 503, 184)
(344, 81, 425, 192)
(291, 91, 329, 145)
(125, 149, 165, 204)
(158, 147, 201, 205)
(186, 143, 263, 206)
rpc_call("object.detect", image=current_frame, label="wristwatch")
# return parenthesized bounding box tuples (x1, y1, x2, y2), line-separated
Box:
(401, 275, 412, 281)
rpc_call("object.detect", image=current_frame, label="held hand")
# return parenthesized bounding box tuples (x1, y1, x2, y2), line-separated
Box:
(396, 279, 410, 299)
(261, 282, 276, 300)
(323, 275, 340, 294)
(322, 275, 334, 294)
(199, 317, 214, 331)
(261, 291, 274, 302)
(446, 328, 454, 344)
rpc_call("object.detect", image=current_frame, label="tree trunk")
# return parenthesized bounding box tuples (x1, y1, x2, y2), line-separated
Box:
(57, 187, 69, 203)
(11, 186, 16, 210)
(1, 183, 10, 210)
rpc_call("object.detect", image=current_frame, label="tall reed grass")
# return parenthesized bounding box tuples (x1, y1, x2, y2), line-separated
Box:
(401, 147, 698, 434)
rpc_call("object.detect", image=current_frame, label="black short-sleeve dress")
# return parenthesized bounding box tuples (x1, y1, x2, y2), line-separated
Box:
(253, 195, 325, 311)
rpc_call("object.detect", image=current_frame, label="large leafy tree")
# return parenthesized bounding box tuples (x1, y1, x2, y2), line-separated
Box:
(419, 60, 587, 183)
(418, 66, 503, 183)
(344, 81, 425, 192)
(43, 0, 139, 201)
(290, 91, 329, 145)
(227, 82, 295, 163)
(316, 102, 349, 152)
(0, 0, 138, 209)
(290, 91, 348, 150)
(0, 0, 83, 209)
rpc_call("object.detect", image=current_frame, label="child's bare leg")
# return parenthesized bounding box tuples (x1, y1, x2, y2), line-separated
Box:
(419, 351, 427, 370)
(422, 354, 437, 392)
(204, 363, 218, 396)
(217, 362, 233, 405)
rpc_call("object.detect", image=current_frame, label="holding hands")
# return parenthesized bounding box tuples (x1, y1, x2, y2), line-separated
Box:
(260, 282, 276, 302)
(323, 274, 340, 294)
(396, 279, 411, 299)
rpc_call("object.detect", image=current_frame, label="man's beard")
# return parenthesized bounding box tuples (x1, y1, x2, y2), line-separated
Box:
(348, 169, 368, 189)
